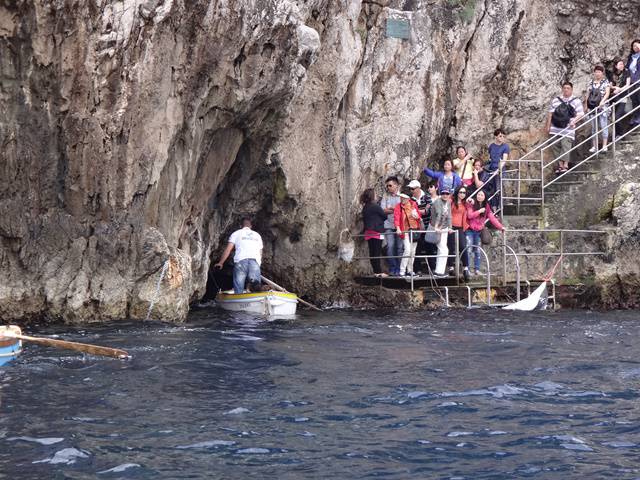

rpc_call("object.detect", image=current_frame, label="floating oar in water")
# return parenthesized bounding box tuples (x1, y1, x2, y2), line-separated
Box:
(0, 326, 130, 360)
(261, 276, 322, 312)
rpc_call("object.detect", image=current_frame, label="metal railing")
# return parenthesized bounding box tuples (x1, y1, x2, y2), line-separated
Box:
(499, 228, 607, 282)
(502, 77, 640, 214)
(349, 226, 607, 307)
(351, 229, 462, 291)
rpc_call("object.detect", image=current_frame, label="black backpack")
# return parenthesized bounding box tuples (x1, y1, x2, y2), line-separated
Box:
(587, 84, 603, 110)
(551, 97, 576, 128)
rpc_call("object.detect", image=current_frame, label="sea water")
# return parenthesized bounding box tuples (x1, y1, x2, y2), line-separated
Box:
(1, 308, 639, 479)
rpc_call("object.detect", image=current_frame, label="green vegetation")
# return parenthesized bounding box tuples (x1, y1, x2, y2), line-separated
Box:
(597, 195, 615, 222)
(447, 0, 477, 24)
(273, 168, 288, 205)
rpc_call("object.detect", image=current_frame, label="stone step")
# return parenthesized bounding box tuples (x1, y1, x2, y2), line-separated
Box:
(503, 204, 542, 216)
(544, 181, 584, 193)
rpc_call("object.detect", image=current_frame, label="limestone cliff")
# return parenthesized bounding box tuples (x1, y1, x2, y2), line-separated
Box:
(0, 0, 638, 322)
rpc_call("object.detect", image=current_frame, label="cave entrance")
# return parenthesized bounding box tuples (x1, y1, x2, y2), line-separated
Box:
(203, 264, 233, 301)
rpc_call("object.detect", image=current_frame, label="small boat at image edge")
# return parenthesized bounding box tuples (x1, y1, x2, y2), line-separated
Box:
(0, 326, 22, 366)
(216, 290, 298, 315)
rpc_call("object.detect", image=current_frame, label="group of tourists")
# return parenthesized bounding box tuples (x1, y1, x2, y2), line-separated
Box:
(545, 39, 640, 173)
(360, 132, 506, 281)
(359, 39, 640, 281)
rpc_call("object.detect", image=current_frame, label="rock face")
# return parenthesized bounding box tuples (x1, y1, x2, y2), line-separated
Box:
(1, 0, 639, 322)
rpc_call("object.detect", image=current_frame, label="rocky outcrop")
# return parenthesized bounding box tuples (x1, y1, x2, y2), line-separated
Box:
(1, 1, 639, 322)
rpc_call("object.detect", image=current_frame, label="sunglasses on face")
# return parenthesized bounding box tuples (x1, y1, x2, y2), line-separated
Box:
(459, 191, 467, 195)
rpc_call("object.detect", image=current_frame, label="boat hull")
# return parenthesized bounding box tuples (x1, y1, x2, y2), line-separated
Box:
(217, 291, 298, 316)
(0, 328, 22, 366)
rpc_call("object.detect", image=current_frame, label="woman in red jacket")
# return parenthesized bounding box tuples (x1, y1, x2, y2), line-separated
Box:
(466, 190, 505, 276)
(447, 186, 471, 281)
(394, 193, 422, 276)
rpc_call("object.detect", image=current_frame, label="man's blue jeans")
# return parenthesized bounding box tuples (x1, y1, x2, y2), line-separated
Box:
(384, 229, 404, 274)
(233, 259, 261, 293)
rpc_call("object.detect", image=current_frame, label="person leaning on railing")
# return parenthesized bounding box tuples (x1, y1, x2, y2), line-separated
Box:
(447, 185, 471, 282)
(486, 128, 509, 209)
(584, 65, 611, 153)
(360, 188, 388, 278)
(609, 57, 631, 139)
(626, 38, 640, 128)
(471, 158, 490, 195)
(465, 190, 505, 277)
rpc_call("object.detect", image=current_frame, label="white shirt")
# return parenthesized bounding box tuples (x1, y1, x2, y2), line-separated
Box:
(228, 227, 263, 265)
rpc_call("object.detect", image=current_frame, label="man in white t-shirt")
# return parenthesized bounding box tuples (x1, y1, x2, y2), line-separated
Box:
(214, 218, 264, 293)
(545, 81, 584, 173)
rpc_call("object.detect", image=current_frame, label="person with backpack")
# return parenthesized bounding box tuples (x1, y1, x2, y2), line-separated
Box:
(545, 81, 584, 174)
(585, 65, 611, 153)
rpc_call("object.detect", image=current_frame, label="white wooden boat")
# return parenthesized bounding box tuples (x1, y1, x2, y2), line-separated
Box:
(503, 282, 548, 311)
(216, 290, 298, 316)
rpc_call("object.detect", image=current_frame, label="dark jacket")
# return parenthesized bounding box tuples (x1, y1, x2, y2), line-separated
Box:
(362, 203, 387, 233)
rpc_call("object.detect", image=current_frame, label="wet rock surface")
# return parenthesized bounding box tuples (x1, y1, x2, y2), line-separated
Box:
(1, 1, 639, 321)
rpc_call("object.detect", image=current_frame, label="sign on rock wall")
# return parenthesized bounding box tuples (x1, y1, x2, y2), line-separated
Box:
(386, 18, 411, 40)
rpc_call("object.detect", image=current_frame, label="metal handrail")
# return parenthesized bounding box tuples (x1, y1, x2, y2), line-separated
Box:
(501, 95, 640, 213)
(501, 228, 607, 282)
(540, 100, 624, 172)
(545, 108, 640, 188)
(522, 76, 640, 163)
(351, 229, 462, 290)
(498, 240, 521, 302)
(460, 245, 492, 306)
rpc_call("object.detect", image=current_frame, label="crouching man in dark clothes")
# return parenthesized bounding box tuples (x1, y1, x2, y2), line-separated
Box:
(214, 217, 265, 293)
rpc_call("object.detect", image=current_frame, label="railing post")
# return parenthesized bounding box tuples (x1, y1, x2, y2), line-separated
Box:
(502, 230, 507, 286)
(499, 166, 504, 220)
(612, 103, 617, 161)
(540, 149, 545, 213)
(517, 157, 521, 215)
(559, 231, 564, 281)
(594, 107, 599, 154)
(455, 230, 460, 286)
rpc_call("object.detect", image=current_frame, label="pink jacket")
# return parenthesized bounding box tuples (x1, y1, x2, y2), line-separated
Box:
(466, 203, 504, 232)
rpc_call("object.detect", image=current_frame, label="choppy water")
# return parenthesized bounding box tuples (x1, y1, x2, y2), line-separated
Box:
(1, 308, 639, 479)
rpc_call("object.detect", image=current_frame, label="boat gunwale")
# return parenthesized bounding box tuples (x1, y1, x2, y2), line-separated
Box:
(217, 291, 298, 301)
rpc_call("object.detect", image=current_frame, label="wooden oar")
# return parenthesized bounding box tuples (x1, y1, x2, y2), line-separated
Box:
(0, 326, 130, 359)
(261, 276, 322, 312)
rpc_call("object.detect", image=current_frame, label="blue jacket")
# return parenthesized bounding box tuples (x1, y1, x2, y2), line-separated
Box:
(423, 167, 463, 193)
